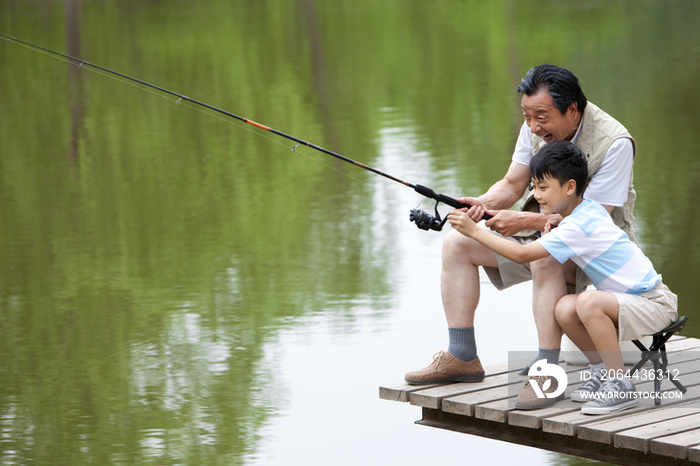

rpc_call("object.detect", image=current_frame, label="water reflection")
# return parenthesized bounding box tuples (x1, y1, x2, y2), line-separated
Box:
(0, 1, 698, 466)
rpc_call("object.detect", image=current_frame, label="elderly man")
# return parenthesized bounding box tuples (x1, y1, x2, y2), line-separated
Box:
(405, 64, 637, 410)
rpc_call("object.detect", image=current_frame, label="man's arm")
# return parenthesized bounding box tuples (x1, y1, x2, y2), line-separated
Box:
(481, 161, 564, 235)
(455, 161, 531, 223)
(457, 161, 560, 236)
(585, 138, 634, 215)
(478, 161, 532, 210)
(484, 209, 560, 236)
(447, 209, 550, 264)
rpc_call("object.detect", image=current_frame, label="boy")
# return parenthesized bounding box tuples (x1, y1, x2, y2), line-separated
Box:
(447, 140, 678, 414)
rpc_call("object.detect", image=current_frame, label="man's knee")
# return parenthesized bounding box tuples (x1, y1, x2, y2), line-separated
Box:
(443, 229, 472, 254)
(531, 256, 577, 289)
(530, 255, 563, 276)
(442, 229, 494, 266)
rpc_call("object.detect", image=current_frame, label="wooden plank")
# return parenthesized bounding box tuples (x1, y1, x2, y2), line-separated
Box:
(508, 399, 583, 429)
(442, 381, 514, 417)
(441, 382, 520, 417)
(472, 376, 588, 424)
(506, 366, 615, 429)
(409, 382, 498, 410)
(380, 357, 534, 405)
(614, 412, 700, 453)
(440, 362, 584, 416)
(409, 373, 527, 410)
(383, 342, 698, 407)
(632, 345, 700, 370)
(380, 336, 700, 465)
(544, 385, 700, 439)
(666, 337, 700, 352)
(576, 398, 700, 444)
(474, 398, 512, 423)
(651, 428, 700, 459)
(408, 359, 580, 410)
(477, 357, 535, 376)
(542, 357, 700, 437)
(543, 394, 696, 438)
(688, 444, 700, 463)
(382, 374, 517, 406)
(379, 382, 438, 403)
(419, 407, 687, 466)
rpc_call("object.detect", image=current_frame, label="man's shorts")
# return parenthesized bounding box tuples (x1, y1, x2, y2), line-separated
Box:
(482, 231, 593, 293)
(616, 282, 678, 341)
(482, 233, 534, 290)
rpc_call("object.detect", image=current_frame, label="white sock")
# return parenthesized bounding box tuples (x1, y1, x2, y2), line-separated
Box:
(589, 362, 605, 373)
(609, 373, 635, 389)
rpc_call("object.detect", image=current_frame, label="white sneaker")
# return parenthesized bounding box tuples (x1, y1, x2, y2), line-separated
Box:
(581, 379, 639, 415)
(571, 366, 605, 403)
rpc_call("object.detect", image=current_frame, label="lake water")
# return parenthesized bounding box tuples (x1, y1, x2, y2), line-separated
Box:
(1, 1, 699, 465)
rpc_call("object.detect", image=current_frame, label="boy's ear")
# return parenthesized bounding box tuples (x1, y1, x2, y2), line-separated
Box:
(566, 179, 577, 195)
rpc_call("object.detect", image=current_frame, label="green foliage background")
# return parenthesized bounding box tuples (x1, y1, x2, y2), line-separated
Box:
(0, 1, 699, 465)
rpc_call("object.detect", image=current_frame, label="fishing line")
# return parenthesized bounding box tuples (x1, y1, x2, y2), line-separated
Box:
(3, 34, 409, 206)
(174, 98, 388, 200)
(1, 34, 487, 231)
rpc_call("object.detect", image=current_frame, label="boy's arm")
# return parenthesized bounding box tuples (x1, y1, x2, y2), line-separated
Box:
(447, 210, 551, 265)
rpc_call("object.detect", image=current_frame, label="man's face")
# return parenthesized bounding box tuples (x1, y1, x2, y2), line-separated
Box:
(521, 90, 578, 143)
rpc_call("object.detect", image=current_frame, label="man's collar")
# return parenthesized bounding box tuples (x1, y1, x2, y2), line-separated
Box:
(570, 117, 583, 144)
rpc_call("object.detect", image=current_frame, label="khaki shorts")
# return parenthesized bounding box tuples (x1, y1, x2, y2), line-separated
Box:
(616, 282, 678, 341)
(483, 232, 593, 293)
(482, 234, 535, 291)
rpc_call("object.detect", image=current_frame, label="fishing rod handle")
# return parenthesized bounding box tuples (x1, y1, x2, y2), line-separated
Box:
(414, 184, 493, 220)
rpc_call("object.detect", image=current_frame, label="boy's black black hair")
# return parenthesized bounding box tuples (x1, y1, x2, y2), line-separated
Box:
(529, 140, 588, 196)
(517, 64, 587, 115)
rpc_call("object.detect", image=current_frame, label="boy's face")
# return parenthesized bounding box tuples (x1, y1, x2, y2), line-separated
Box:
(532, 175, 575, 215)
(521, 90, 579, 143)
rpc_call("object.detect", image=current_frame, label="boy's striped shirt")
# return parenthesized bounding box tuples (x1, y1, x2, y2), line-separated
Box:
(538, 199, 661, 295)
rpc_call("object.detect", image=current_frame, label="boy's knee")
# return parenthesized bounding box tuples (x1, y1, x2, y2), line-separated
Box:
(575, 291, 602, 319)
(553, 304, 568, 324)
(554, 297, 577, 324)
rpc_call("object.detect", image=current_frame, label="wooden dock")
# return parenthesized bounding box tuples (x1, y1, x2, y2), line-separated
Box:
(380, 336, 700, 465)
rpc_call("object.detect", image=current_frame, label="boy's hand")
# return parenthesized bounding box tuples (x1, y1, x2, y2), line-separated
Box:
(544, 215, 563, 234)
(447, 209, 479, 237)
(456, 197, 495, 223)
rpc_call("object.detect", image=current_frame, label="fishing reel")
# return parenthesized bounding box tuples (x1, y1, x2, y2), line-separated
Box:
(409, 200, 448, 232)
(408, 185, 491, 232)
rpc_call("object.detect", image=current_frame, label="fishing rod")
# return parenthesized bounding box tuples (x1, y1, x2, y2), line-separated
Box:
(1, 34, 491, 231)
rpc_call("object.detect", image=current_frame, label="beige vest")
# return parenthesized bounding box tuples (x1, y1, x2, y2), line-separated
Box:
(521, 102, 638, 245)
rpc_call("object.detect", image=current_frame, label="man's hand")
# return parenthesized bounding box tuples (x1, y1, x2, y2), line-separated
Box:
(448, 208, 551, 265)
(483, 210, 528, 237)
(455, 197, 496, 222)
(483, 210, 564, 237)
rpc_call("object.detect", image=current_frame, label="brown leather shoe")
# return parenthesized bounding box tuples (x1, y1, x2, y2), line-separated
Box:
(404, 350, 485, 385)
(514, 376, 566, 410)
